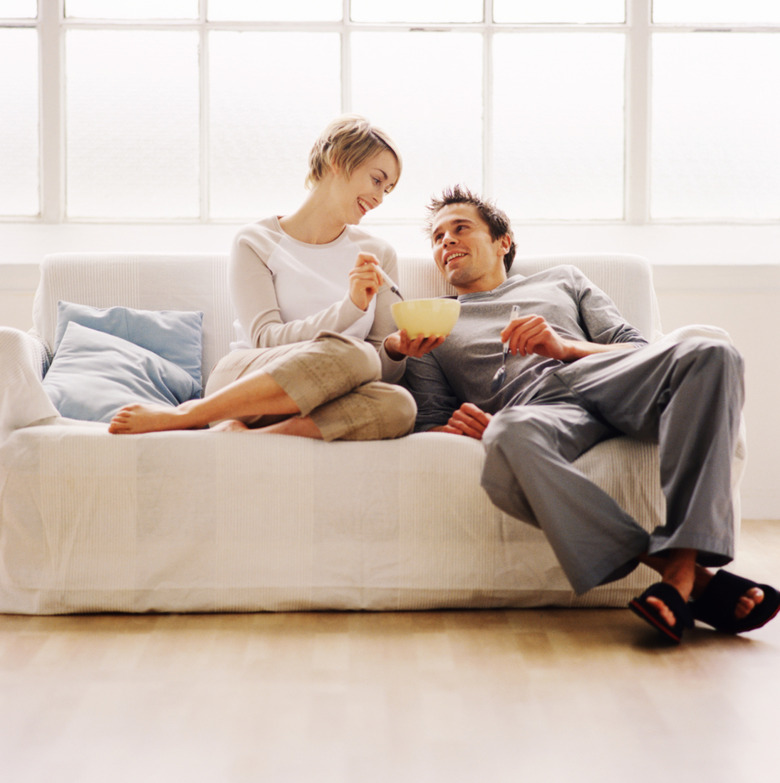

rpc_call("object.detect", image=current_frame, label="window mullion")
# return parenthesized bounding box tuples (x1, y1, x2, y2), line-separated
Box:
(40, 0, 63, 222)
(624, 0, 651, 224)
(341, 0, 351, 113)
(199, 0, 209, 221)
(483, 0, 493, 197)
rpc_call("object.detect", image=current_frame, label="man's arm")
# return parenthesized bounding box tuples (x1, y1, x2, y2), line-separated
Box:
(502, 314, 639, 363)
(401, 354, 460, 432)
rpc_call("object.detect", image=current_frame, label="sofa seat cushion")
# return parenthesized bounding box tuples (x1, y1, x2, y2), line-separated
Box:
(0, 425, 659, 614)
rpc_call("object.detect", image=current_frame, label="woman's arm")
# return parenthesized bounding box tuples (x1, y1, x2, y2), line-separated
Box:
(363, 246, 407, 381)
(230, 227, 371, 348)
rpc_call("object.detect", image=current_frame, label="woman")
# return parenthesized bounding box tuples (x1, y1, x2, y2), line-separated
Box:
(109, 115, 441, 440)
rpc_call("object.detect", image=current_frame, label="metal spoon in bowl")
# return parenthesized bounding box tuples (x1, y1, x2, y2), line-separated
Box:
(490, 304, 522, 392)
(374, 264, 405, 301)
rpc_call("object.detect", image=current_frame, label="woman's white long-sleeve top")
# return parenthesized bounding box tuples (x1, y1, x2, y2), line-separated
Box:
(229, 215, 405, 382)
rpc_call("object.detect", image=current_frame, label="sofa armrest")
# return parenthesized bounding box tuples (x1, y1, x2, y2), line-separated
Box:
(657, 323, 732, 344)
(0, 327, 59, 443)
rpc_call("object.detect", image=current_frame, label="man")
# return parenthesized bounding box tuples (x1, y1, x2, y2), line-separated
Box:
(402, 184, 779, 644)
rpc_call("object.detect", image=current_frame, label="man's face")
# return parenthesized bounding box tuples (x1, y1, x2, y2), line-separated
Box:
(430, 203, 510, 294)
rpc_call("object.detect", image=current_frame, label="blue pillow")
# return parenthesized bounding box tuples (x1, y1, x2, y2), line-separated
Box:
(54, 301, 204, 388)
(43, 322, 201, 423)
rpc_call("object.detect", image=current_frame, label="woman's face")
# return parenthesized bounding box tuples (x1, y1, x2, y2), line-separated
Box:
(336, 149, 400, 225)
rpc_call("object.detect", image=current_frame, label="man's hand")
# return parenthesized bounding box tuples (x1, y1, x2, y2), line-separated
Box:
(384, 330, 445, 360)
(501, 313, 638, 362)
(434, 403, 493, 440)
(501, 314, 572, 361)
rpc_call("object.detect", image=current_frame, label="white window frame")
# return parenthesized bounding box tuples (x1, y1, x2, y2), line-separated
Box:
(3, 0, 779, 225)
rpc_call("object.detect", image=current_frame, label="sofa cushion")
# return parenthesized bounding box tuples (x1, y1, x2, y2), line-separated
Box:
(54, 300, 204, 387)
(43, 321, 201, 423)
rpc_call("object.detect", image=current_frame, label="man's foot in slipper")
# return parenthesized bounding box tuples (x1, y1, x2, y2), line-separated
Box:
(629, 582, 693, 643)
(646, 592, 685, 629)
(690, 570, 780, 634)
(632, 549, 697, 642)
(693, 569, 764, 621)
(648, 574, 763, 629)
(641, 555, 769, 630)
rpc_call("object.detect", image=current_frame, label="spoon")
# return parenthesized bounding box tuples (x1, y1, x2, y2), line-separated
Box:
(490, 304, 522, 392)
(374, 264, 405, 301)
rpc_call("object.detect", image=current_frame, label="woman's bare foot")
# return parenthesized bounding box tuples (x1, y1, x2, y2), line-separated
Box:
(108, 402, 200, 434)
(258, 415, 323, 439)
(210, 419, 249, 433)
(210, 415, 323, 438)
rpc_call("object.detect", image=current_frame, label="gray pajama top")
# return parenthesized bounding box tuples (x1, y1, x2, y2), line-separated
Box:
(402, 265, 648, 431)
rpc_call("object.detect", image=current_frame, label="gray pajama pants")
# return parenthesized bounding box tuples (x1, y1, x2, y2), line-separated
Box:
(205, 331, 416, 441)
(481, 336, 745, 594)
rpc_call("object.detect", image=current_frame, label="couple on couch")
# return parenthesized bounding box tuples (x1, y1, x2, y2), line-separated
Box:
(108, 114, 779, 646)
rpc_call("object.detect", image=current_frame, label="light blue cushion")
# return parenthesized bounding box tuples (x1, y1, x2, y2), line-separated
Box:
(54, 301, 204, 388)
(43, 322, 201, 423)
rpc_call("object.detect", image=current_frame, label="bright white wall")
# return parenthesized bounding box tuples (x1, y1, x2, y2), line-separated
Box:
(1, 221, 779, 519)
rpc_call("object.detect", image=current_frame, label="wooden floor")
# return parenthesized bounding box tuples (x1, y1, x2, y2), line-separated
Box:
(2, 520, 779, 783)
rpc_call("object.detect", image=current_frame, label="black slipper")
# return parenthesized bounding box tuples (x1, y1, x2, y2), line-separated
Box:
(629, 582, 693, 644)
(690, 570, 780, 634)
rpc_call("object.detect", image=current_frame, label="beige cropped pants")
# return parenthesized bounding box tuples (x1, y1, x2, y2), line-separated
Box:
(204, 331, 416, 441)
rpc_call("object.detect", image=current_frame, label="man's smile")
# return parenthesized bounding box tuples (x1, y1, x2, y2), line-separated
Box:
(444, 251, 467, 266)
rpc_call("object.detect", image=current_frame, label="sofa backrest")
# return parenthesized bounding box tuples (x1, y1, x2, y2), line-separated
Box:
(36, 252, 660, 383)
(34, 254, 234, 382)
(399, 252, 660, 341)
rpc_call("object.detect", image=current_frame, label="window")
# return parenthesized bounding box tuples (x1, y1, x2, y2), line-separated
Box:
(652, 33, 780, 220)
(492, 32, 625, 220)
(0, 24, 38, 216)
(1, 1, 778, 223)
(66, 29, 201, 219)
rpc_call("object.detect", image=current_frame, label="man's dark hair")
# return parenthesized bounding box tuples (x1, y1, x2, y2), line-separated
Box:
(426, 184, 516, 273)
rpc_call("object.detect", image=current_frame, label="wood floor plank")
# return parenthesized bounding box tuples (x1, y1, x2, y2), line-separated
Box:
(1, 519, 780, 782)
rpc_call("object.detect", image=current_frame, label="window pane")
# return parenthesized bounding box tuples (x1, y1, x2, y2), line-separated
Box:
(208, 0, 341, 22)
(209, 32, 341, 219)
(66, 31, 200, 219)
(351, 0, 481, 23)
(492, 33, 625, 220)
(0, 28, 38, 216)
(351, 32, 482, 222)
(65, 0, 197, 18)
(653, 1, 780, 24)
(0, 0, 37, 18)
(494, 0, 624, 24)
(652, 34, 780, 220)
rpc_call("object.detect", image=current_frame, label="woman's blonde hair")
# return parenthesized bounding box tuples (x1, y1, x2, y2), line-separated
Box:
(305, 115, 402, 190)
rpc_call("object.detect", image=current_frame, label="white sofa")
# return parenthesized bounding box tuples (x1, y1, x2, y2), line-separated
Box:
(0, 251, 745, 614)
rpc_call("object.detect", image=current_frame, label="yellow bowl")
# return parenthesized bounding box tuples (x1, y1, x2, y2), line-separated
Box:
(391, 298, 461, 339)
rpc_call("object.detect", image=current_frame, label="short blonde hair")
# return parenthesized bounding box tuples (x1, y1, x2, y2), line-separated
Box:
(306, 114, 402, 190)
